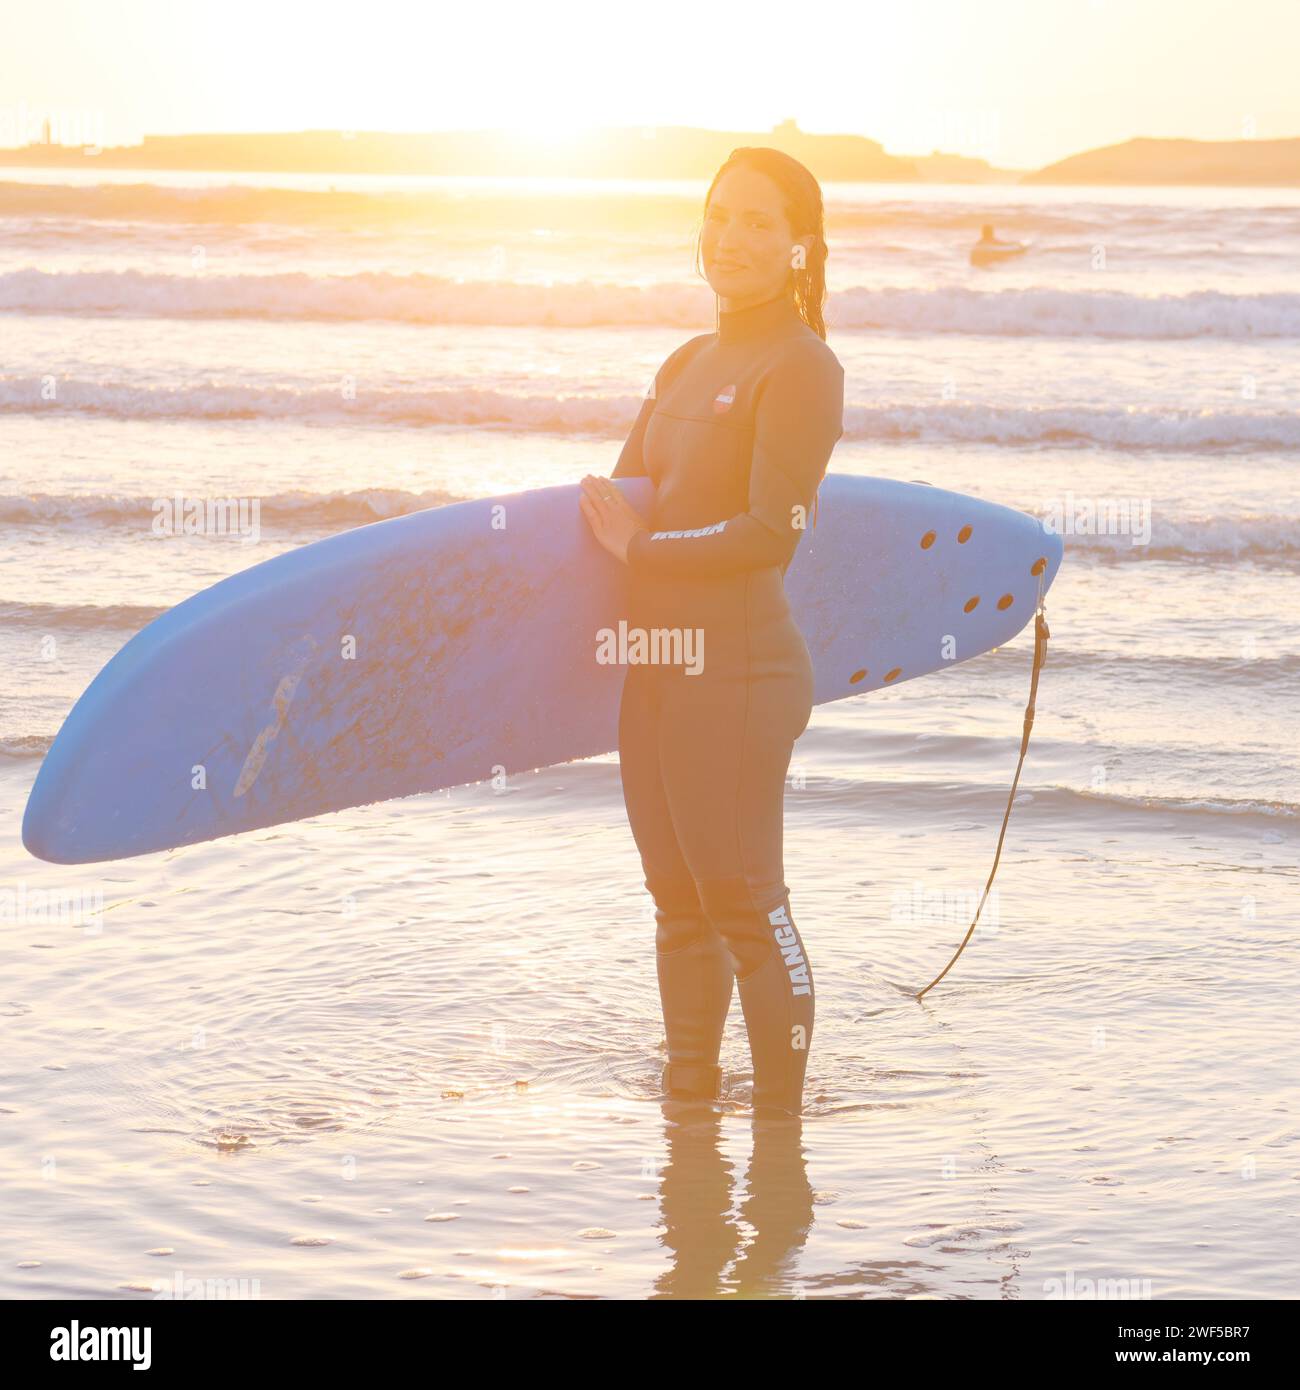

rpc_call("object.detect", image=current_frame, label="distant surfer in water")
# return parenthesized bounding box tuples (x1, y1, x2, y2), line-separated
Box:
(971, 223, 1026, 266)
(579, 148, 845, 1118)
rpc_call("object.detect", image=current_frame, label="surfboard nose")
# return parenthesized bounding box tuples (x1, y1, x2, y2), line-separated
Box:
(21, 799, 75, 865)
(21, 742, 115, 864)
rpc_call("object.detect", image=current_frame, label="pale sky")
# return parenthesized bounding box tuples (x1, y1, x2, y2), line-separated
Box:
(4, 0, 1298, 169)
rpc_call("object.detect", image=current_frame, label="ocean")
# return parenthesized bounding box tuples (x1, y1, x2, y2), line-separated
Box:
(1, 169, 1297, 1299)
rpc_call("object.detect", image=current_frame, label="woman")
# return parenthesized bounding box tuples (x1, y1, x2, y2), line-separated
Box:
(579, 147, 845, 1119)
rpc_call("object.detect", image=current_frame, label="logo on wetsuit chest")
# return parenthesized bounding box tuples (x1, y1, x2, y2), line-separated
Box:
(712, 383, 737, 414)
(767, 904, 811, 996)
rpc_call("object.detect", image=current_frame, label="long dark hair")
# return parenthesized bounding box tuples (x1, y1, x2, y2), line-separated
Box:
(694, 146, 830, 340)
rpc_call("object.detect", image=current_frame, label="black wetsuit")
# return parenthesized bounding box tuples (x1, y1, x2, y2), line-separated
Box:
(612, 292, 845, 1115)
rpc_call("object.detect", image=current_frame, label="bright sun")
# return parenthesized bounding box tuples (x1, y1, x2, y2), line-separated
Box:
(506, 120, 597, 148)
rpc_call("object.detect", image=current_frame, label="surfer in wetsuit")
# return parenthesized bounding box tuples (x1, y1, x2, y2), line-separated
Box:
(976, 223, 1015, 248)
(579, 147, 845, 1119)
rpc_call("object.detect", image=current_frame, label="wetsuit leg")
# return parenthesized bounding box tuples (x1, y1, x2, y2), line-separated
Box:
(655, 662, 815, 1117)
(618, 666, 734, 1098)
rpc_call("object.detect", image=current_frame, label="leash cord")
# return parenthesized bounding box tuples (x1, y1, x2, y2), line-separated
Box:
(915, 568, 1051, 999)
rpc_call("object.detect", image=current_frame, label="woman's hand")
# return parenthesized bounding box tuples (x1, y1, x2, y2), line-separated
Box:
(579, 475, 648, 565)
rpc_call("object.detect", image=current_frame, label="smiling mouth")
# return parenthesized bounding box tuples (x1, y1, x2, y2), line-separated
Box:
(714, 260, 746, 272)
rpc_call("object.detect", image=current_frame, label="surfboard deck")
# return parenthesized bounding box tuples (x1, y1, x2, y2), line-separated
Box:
(22, 474, 1064, 864)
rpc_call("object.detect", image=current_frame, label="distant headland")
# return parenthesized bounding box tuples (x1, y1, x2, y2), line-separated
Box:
(1, 122, 1296, 187)
(0, 120, 1018, 183)
(1023, 136, 1300, 186)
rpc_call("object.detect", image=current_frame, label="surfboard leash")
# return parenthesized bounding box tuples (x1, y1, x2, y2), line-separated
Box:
(915, 567, 1051, 1000)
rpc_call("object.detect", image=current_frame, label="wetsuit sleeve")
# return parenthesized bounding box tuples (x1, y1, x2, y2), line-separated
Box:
(625, 344, 844, 578)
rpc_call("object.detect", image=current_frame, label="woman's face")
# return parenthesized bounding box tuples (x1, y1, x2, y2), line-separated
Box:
(701, 166, 809, 304)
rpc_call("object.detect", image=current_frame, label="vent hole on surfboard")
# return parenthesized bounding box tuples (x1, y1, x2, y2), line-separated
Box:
(963, 595, 980, 613)
(957, 524, 973, 543)
(920, 530, 936, 549)
(884, 667, 902, 682)
(1031, 556, 1046, 575)
(997, 593, 1014, 610)
(850, 669, 868, 684)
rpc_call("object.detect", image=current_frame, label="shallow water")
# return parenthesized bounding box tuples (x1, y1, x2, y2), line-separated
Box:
(2, 173, 1297, 1298)
(2, 761, 1295, 1298)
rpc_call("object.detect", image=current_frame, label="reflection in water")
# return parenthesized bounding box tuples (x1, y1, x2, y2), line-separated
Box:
(652, 1099, 813, 1299)
(728, 1114, 816, 1295)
